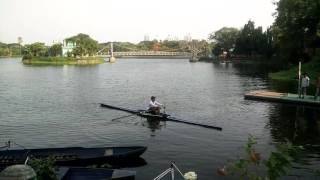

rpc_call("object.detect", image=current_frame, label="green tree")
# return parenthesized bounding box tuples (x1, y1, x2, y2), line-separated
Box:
(0, 42, 23, 56)
(0, 46, 10, 56)
(29, 157, 57, 180)
(234, 20, 271, 57)
(273, 0, 320, 63)
(137, 40, 157, 51)
(161, 40, 180, 51)
(218, 135, 304, 180)
(8, 43, 21, 56)
(112, 42, 139, 52)
(209, 27, 239, 54)
(24, 42, 47, 57)
(49, 43, 62, 56)
(66, 33, 99, 57)
(212, 43, 223, 57)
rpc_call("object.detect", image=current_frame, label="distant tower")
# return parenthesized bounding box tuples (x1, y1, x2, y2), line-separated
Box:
(165, 35, 172, 41)
(17, 37, 23, 45)
(17, 37, 23, 55)
(144, 34, 150, 41)
(109, 42, 116, 63)
(184, 34, 192, 42)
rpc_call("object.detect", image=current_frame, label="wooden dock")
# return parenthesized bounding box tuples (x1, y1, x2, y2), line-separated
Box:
(244, 90, 320, 107)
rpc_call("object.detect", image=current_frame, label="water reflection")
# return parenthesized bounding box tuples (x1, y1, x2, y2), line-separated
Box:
(230, 61, 269, 77)
(212, 61, 233, 69)
(2, 58, 319, 179)
(268, 105, 320, 177)
(142, 118, 166, 137)
(100, 157, 147, 169)
(268, 104, 320, 145)
(270, 79, 299, 94)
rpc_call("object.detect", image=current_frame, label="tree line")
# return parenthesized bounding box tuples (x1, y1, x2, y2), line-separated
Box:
(5, 0, 317, 63)
(22, 33, 99, 59)
(1, 33, 210, 59)
(0, 42, 22, 57)
(210, 0, 320, 64)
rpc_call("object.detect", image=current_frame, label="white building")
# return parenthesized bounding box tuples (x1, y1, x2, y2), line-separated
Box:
(62, 40, 76, 57)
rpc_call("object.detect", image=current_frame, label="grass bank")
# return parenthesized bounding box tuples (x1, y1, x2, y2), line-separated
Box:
(22, 56, 104, 65)
(0, 55, 22, 58)
(269, 56, 320, 83)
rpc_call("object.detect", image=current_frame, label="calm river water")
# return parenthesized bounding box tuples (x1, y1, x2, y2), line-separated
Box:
(0, 58, 319, 179)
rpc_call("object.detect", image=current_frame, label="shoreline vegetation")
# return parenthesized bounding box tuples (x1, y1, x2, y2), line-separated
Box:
(206, 0, 320, 85)
(0, 55, 22, 58)
(0, 0, 318, 77)
(269, 56, 320, 83)
(22, 56, 104, 65)
(20, 34, 105, 65)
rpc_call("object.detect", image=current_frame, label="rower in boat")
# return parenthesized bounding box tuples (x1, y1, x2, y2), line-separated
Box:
(148, 96, 164, 115)
(100, 103, 223, 130)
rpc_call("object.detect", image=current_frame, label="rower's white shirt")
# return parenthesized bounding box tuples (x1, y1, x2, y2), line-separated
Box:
(149, 100, 162, 108)
(301, 76, 310, 87)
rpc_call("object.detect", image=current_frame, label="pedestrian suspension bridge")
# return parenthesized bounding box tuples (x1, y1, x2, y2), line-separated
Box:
(96, 42, 196, 61)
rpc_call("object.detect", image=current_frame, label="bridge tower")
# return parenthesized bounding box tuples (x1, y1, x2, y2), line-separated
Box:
(109, 42, 116, 63)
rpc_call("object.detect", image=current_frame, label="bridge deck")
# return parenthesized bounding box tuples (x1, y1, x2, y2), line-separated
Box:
(98, 51, 192, 58)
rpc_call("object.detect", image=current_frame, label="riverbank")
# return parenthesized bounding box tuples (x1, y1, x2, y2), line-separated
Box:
(269, 56, 320, 83)
(0, 56, 22, 58)
(22, 57, 105, 65)
(199, 56, 288, 71)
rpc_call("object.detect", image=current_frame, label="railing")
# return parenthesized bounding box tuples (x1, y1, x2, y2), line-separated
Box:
(98, 51, 192, 57)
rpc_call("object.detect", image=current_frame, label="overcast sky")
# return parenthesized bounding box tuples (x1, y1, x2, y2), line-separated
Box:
(0, 0, 276, 44)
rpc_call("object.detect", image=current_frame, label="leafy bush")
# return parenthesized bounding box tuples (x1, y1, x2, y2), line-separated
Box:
(29, 157, 57, 180)
(22, 54, 32, 60)
(217, 135, 304, 180)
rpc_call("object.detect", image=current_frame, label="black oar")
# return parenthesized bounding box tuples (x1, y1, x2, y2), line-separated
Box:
(110, 114, 137, 121)
(100, 103, 140, 113)
(167, 116, 222, 131)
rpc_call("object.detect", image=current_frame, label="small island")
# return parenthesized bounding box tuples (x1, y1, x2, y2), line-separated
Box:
(22, 34, 104, 65)
(22, 56, 104, 65)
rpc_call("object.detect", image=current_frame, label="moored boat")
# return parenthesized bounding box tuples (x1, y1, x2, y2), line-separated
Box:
(0, 146, 147, 167)
(0, 165, 136, 180)
(57, 167, 135, 180)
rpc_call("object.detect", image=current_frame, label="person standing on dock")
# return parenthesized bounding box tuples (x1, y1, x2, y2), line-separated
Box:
(301, 73, 310, 98)
(314, 76, 320, 100)
(148, 96, 163, 114)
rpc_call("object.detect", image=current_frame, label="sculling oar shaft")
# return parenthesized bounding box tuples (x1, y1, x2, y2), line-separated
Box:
(167, 117, 222, 131)
(111, 114, 137, 121)
(100, 103, 140, 114)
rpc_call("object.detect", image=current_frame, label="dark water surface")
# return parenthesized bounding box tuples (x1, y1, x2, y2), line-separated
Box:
(0, 58, 319, 179)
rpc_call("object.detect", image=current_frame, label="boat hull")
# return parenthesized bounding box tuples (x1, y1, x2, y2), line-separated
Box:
(0, 146, 146, 168)
(58, 167, 135, 180)
(138, 112, 169, 120)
